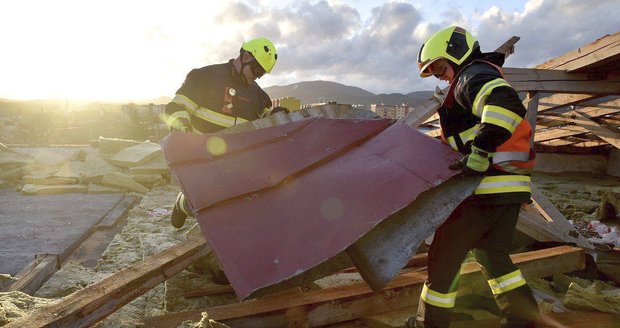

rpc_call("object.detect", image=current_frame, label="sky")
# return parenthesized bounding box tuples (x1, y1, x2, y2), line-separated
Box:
(1, 0, 618, 102)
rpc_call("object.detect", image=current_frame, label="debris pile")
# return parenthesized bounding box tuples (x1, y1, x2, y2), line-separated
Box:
(0, 137, 170, 196)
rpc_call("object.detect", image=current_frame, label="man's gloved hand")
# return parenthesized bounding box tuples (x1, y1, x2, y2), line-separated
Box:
(169, 118, 191, 132)
(270, 106, 290, 115)
(448, 146, 490, 176)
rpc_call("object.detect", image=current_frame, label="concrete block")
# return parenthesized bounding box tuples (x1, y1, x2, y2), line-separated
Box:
(87, 183, 125, 194)
(98, 137, 141, 154)
(21, 184, 88, 195)
(108, 142, 162, 168)
(607, 149, 620, 177)
(101, 172, 149, 194)
(23, 170, 78, 185)
(129, 154, 170, 175)
(0, 151, 34, 169)
(54, 153, 120, 182)
(534, 153, 607, 174)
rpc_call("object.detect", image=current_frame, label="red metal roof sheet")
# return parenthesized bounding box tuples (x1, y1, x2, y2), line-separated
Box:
(162, 117, 461, 299)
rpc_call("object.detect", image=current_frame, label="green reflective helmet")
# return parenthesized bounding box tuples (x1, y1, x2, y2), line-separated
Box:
(242, 37, 278, 74)
(417, 26, 479, 78)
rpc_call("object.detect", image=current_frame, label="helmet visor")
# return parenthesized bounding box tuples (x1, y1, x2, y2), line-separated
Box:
(418, 57, 446, 78)
(248, 52, 266, 78)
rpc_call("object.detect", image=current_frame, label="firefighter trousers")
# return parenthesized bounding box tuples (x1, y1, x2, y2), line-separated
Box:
(414, 198, 541, 328)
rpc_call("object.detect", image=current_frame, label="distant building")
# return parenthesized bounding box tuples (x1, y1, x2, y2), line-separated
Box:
(271, 96, 301, 111)
(370, 104, 413, 120)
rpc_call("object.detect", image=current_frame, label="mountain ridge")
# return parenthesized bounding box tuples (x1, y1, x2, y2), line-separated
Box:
(264, 80, 433, 109)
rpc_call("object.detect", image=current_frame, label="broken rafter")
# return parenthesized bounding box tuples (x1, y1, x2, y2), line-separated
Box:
(138, 246, 585, 328)
(537, 99, 620, 128)
(4, 237, 211, 328)
(566, 111, 620, 149)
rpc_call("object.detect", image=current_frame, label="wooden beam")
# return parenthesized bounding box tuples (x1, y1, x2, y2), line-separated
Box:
(536, 31, 620, 72)
(537, 93, 602, 113)
(537, 99, 620, 128)
(504, 67, 592, 82)
(6, 253, 60, 295)
(138, 246, 584, 328)
(535, 125, 589, 142)
(570, 111, 620, 149)
(4, 236, 211, 328)
(539, 138, 608, 148)
(510, 79, 620, 94)
(523, 186, 593, 249)
(403, 36, 520, 127)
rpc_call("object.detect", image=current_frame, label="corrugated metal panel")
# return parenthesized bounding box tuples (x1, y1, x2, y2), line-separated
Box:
(162, 118, 461, 299)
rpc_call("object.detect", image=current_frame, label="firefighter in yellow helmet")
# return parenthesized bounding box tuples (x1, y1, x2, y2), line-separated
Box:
(165, 37, 283, 229)
(408, 27, 541, 328)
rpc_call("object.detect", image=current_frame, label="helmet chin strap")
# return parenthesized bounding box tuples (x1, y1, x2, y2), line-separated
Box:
(238, 61, 251, 85)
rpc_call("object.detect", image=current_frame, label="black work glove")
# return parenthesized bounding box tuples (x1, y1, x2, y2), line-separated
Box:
(270, 106, 290, 115)
(448, 146, 490, 176)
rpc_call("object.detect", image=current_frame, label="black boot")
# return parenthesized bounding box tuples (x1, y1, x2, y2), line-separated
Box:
(171, 193, 190, 228)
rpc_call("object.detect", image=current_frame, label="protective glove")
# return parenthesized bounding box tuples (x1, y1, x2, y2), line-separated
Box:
(270, 106, 290, 115)
(448, 146, 490, 176)
(169, 117, 191, 132)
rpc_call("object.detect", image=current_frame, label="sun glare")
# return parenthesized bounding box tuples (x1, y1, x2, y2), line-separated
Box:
(1, 0, 229, 102)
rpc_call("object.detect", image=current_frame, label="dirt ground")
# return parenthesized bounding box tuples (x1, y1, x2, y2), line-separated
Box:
(1, 170, 619, 327)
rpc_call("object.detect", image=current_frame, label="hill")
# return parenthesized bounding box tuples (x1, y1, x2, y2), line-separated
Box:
(264, 80, 433, 109)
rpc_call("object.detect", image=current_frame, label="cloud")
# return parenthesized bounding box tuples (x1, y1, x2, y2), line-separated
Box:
(473, 0, 620, 69)
(256, 0, 619, 94)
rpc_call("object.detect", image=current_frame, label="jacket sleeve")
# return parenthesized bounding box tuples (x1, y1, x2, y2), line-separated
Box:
(456, 67, 527, 152)
(255, 86, 273, 118)
(164, 69, 205, 131)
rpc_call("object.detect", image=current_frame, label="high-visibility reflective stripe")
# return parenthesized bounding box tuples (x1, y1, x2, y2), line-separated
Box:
(171, 94, 199, 113)
(475, 175, 531, 194)
(193, 107, 249, 127)
(446, 124, 480, 151)
(492, 151, 531, 163)
(494, 162, 533, 174)
(420, 283, 457, 308)
(172, 94, 249, 128)
(165, 111, 191, 130)
(472, 78, 511, 117)
(176, 193, 190, 216)
(487, 269, 527, 295)
(481, 105, 523, 133)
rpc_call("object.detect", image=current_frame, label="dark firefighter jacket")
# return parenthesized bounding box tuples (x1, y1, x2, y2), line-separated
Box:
(164, 59, 272, 134)
(440, 53, 535, 205)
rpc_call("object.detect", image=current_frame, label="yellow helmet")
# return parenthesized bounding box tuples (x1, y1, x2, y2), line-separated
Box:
(242, 37, 278, 74)
(417, 26, 478, 78)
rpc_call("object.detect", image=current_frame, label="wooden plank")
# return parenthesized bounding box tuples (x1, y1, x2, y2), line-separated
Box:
(524, 91, 540, 148)
(537, 98, 620, 128)
(504, 67, 591, 81)
(539, 138, 608, 148)
(139, 246, 584, 328)
(184, 283, 234, 298)
(93, 194, 138, 229)
(7, 253, 60, 295)
(535, 125, 589, 142)
(536, 31, 620, 72)
(537, 93, 602, 113)
(403, 37, 520, 127)
(4, 236, 211, 328)
(510, 79, 620, 93)
(528, 185, 593, 249)
(570, 111, 620, 149)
